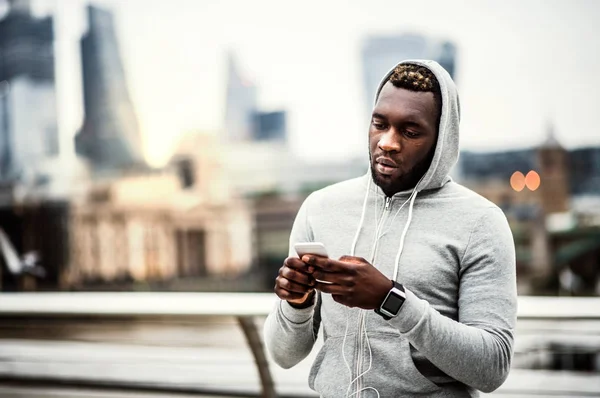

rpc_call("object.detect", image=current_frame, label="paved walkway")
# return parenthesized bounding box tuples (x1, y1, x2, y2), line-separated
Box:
(0, 317, 599, 397)
(0, 385, 224, 398)
(1, 338, 600, 397)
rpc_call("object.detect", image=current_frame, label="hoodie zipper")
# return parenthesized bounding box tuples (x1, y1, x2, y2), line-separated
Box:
(354, 196, 393, 397)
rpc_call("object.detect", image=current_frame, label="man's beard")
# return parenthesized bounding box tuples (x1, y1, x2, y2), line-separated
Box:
(369, 147, 435, 197)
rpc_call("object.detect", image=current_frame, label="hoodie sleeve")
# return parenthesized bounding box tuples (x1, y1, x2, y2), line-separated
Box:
(389, 207, 517, 392)
(263, 195, 320, 369)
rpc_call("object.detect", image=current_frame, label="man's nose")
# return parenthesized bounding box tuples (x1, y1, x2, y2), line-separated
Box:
(378, 129, 401, 153)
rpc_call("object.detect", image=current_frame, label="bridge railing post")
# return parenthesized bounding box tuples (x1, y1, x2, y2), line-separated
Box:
(238, 315, 276, 398)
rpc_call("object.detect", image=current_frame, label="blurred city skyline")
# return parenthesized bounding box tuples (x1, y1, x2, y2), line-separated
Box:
(18, 0, 600, 166)
(2, 3, 600, 392)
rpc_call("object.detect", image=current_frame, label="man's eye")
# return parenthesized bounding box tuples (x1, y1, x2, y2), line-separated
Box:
(372, 122, 386, 130)
(404, 131, 420, 138)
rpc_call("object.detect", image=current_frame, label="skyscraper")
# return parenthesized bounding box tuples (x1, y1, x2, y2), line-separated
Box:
(223, 52, 258, 142)
(253, 110, 287, 142)
(361, 34, 456, 117)
(0, 0, 58, 182)
(75, 5, 144, 172)
(223, 53, 289, 143)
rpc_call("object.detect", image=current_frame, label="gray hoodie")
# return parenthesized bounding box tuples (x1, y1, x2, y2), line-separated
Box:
(263, 60, 517, 397)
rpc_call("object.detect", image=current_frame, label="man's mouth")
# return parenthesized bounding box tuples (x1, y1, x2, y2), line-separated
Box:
(375, 156, 399, 176)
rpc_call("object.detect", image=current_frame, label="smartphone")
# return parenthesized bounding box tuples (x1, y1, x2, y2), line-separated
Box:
(294, 242, 328, 258)
(294, 242, 332, 284)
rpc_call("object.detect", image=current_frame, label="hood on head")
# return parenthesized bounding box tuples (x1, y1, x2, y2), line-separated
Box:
(374, 59, 461, 193)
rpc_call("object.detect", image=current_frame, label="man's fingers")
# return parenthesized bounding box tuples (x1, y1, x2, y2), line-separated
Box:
(284, 256, 313, 273)
(280, 267, 314, 287)
(302, 256, 354, 273)
(275, 287, 310, 302)
(311, 269, 354, 286)
(276, 276, 313, 294)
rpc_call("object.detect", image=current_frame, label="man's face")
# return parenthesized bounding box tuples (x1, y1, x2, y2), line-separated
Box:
(369, 82, 439, 197)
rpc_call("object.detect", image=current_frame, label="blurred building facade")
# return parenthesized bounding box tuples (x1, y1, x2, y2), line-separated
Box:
(65, 133, 252, 288)
(361, 33, 456, 117)
(459, 128, 600, 295)
(570, 146, 600, 196)
(460, 133, 600, 207)
(0, 0, 59, 187)
(75, 5, 145, 173)
(537, 130, 570, 215)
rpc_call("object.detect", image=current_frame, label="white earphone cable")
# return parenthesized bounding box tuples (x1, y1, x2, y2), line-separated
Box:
(392, 190, 419, 281)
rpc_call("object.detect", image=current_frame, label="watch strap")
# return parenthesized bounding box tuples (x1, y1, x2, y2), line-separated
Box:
(374, 306, 392, 320)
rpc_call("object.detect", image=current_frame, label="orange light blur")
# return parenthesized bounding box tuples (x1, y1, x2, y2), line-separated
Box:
(525, 170, 541, 191)
(510, 171, 526, 192)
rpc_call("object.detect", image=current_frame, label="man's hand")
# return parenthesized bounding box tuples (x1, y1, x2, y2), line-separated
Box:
(274, 256, 317, 307)
(302, 255, 393, 309)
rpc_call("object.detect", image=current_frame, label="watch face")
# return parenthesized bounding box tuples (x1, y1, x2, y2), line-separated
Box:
(383, 293, 404, 314)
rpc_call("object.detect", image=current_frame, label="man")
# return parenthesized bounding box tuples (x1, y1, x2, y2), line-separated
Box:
(264, 60, 517, 397)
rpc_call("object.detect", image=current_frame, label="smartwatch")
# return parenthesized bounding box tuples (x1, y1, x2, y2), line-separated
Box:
(374, 280, 406, 320)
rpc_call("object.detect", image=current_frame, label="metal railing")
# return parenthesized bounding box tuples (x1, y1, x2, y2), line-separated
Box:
(0, 292, 278, 397)
(0, 293, 599, 397)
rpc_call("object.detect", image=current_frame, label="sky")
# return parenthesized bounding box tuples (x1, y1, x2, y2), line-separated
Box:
(32, 0, 600, 166)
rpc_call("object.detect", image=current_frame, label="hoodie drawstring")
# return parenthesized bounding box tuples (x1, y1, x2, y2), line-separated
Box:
(393, 190, 418, 281)
(350, 176, 371, 257)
